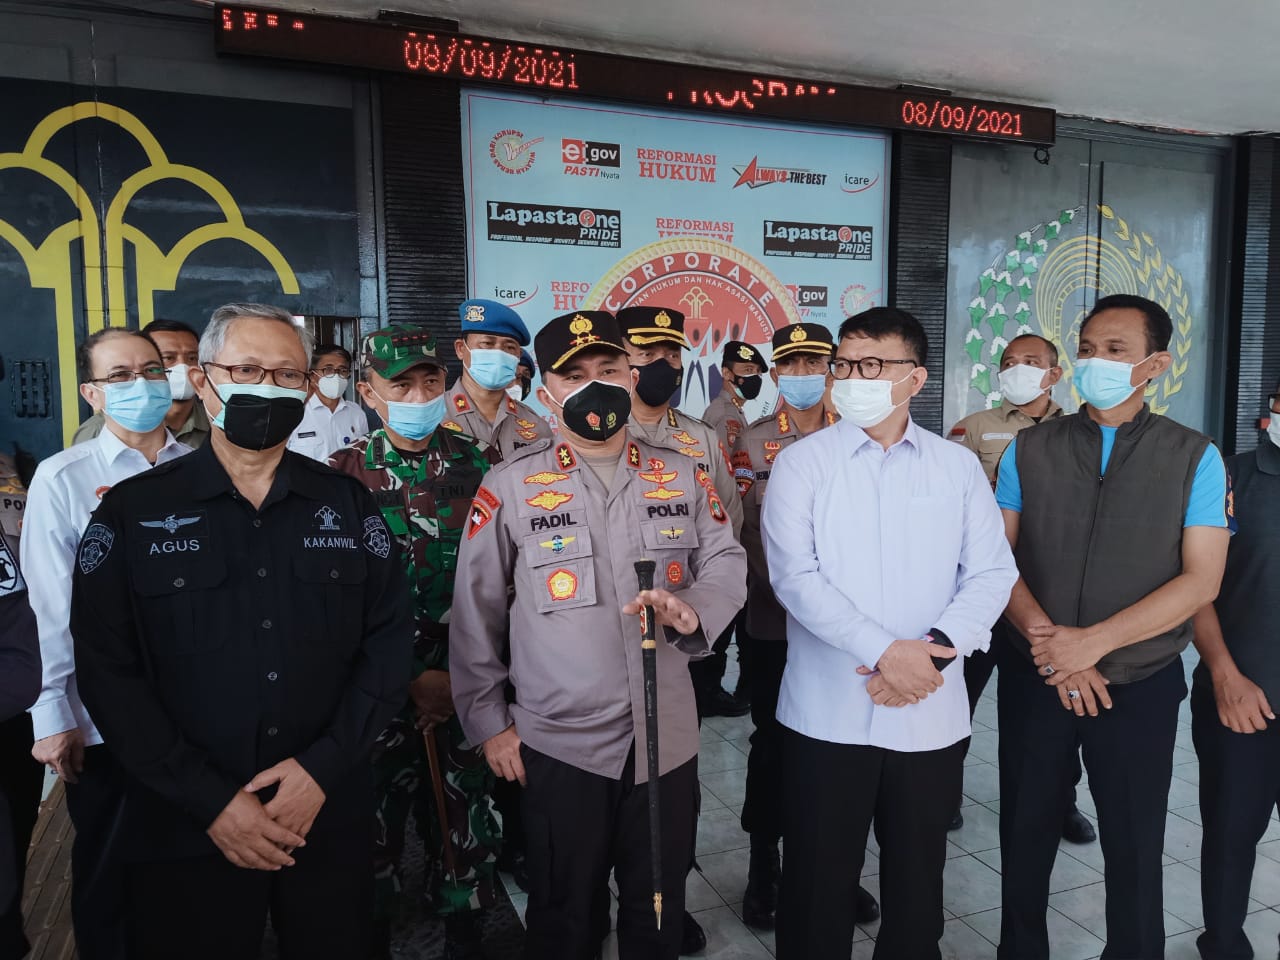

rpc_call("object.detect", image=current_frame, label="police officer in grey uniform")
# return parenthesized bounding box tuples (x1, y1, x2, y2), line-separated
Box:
(451, 310, 746, 960)
(702, 341, 767, 455)
(445, 299, 553, 459)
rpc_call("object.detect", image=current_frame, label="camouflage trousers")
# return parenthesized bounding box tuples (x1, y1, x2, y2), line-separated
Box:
(372, 706, 502, 921)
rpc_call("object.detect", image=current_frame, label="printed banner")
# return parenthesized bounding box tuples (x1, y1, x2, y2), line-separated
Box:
(462, 89, 890, 418)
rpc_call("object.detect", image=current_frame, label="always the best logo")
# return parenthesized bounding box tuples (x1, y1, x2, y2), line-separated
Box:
(732, 156, 828, 189)
(763, 221, 874, 260)
(488, 201, 622, 247)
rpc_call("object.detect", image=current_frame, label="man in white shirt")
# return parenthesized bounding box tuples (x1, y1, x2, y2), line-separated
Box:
(287, 343, 369, 460)
(23, 328, 191, 959)
(763, 307, 1018, 960)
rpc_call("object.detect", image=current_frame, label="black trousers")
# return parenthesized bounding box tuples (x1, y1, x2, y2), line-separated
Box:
(521, 744, 697, 960)
(63, 743, 128, 960)
(740, 629, 785, 840)
(125, 840, 373, 960)
(1193, 678, 1280, 960)
(0, 714, 41, 960)
(689, 608, 749, 700)
(997, 646, 1185, 960)
(777, 725, 963, 960)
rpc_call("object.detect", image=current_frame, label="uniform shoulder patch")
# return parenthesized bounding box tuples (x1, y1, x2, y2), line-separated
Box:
(362, 515, 392, 558)
(78, 523, 115, 574)
(467, 485, 502, 540)
(0, 538, 24, 595)
(695, 469, 728, 524)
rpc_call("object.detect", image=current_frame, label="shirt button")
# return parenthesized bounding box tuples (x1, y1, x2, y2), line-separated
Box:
(253, 519, 262, 529)
(329, 569, 340, 580)
(267, 726, 278, 737)
(173, 577, 185, 588)
(261, 619, 272, 630)
(257, 568, 267, 578)
(267, 671, 278, 682)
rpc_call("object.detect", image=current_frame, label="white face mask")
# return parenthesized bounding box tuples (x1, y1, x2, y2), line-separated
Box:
(166, 363, 195, 401)
(506, 383, 525, 403)
(1267, 416, 1280, 450)
(317, 374, 349, 401)
(998, 364, 1048, 406)
(830, 370, 914, 428)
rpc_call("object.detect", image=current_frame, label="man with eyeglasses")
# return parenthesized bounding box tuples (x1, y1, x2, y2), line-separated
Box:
(447, 299, 553, 459)
(732, 323, 878, 931)
(287, 343, 370, 462)
(71, 319, 211, 449)
(22, 328, 192, 959)
(763, 307, 1017, 960)
(1191, 381, 1280, 960)
(69, 303, 412, 959)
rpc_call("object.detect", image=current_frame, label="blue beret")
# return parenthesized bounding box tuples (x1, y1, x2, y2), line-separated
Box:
(518, 350, 535, 373)
(459, 299, 531, 346)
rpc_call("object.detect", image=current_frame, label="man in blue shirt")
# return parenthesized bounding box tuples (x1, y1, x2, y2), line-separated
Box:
(995, 294, 1230, 960)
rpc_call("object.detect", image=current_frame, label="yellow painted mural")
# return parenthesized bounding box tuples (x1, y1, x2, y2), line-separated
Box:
(0, 101, 299, 444)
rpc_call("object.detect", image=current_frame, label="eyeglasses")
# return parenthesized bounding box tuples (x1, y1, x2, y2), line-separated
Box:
(202, 362, 308, 390)
(829, 357, 918, 380)
(88, 365, 167, 385)
(312, 365, 352, 378)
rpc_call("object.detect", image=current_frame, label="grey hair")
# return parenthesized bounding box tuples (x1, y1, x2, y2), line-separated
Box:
(198, 303, 314, 367)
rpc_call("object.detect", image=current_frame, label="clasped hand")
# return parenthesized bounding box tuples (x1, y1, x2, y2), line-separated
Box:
(207, 757, 326, 871)
(857, 638, 956, 707)
(1027, 624, 1105, 682)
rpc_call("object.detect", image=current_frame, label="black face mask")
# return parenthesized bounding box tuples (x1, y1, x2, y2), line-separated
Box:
(633, 360, 683, 407)
(732, 373, 763, 401)
(556, 380, 631, 441)
(220, 393, 306, 451)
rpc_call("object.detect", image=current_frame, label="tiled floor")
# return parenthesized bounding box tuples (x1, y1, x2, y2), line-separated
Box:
(504, 651, 1280, 959)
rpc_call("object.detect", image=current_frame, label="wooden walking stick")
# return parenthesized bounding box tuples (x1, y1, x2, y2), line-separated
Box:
(634, 558, 663, 931)
(423, 726, 459, 880)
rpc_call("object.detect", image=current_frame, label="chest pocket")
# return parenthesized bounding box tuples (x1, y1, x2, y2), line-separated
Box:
(521, 527, 597, 613)
(640, 520, 700, 593)
(130, 550, 228, 657)
(293, 551, 368, 658)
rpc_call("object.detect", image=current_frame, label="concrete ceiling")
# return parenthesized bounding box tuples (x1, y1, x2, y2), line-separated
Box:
(221, 0, 1280, 136)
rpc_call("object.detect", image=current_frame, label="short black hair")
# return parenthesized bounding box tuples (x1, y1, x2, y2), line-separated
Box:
(311, 343, 352, 366)
(838, 307, 928, 366)
(1080, 294, 1172, 353)
(76, 329, 160, 383)
(141, 318, 198, 338)
(1005, 333, 1059, 366)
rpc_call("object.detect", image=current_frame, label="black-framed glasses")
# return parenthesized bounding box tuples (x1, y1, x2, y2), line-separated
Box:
(202, 362, 308, 390)
(829, 357, 918, 380)
(312, 365, 352, 378)
(87, 365, 167, 385)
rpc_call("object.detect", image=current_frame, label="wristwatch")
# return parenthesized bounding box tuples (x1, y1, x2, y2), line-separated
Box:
(925, 629, 955, 671)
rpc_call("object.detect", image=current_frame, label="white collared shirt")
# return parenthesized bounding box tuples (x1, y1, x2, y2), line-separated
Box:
(22, 426, 191, 743)
(287, 394, 370, 461)
(762, 418, 1018, 751)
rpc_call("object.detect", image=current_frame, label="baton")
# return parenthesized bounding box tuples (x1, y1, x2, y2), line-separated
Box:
(634, 559, 663, 931)
(423, 726, 459, 881)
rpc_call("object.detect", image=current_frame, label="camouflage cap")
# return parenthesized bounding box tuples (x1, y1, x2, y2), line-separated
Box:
(361, 325, 446, 379)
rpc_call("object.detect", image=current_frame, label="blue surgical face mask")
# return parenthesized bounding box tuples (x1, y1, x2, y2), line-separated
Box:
(1073, 355, 1152, 411)
(211, 382, 308, 430)
(375, 392, 446, 441)
(776, 373, 827, 411)
(102, 378, 171, 433)
(467, 348, 520, 392)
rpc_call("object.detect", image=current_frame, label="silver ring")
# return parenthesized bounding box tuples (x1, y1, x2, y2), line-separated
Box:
(1067, 690, 1081, 700)
(1043, 665, 1056, 677)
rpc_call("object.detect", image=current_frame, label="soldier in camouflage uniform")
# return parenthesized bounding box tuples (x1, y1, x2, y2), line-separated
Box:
(329, 326, 500, 960)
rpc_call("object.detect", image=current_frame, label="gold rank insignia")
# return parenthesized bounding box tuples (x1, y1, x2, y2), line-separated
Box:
(655, 311, 672, 328)
(556, 444, 577, 469)
(506, 396, 518, 413)
(671, 430, 699, 445)
(526, 489, 574, 511)
(453, 394, 470, 412)
(677, 447, 705, 458)
(737, 344, 753, 360)
(764, 440, 781, 464)
(441, 421, 462, 432)
(826, 410, 838, 426)
(777, 411, 791, 434)
(627, 443, 642, 468)
(517, 418, 537, 430)
(517, 428, 539, 440)
(546, 567, 579, 601)
(524, 471, 571, 486)
(789, 326, 806, 342)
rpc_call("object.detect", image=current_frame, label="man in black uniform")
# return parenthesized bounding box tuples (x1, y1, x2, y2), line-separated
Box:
(70, 303, 412, 960)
